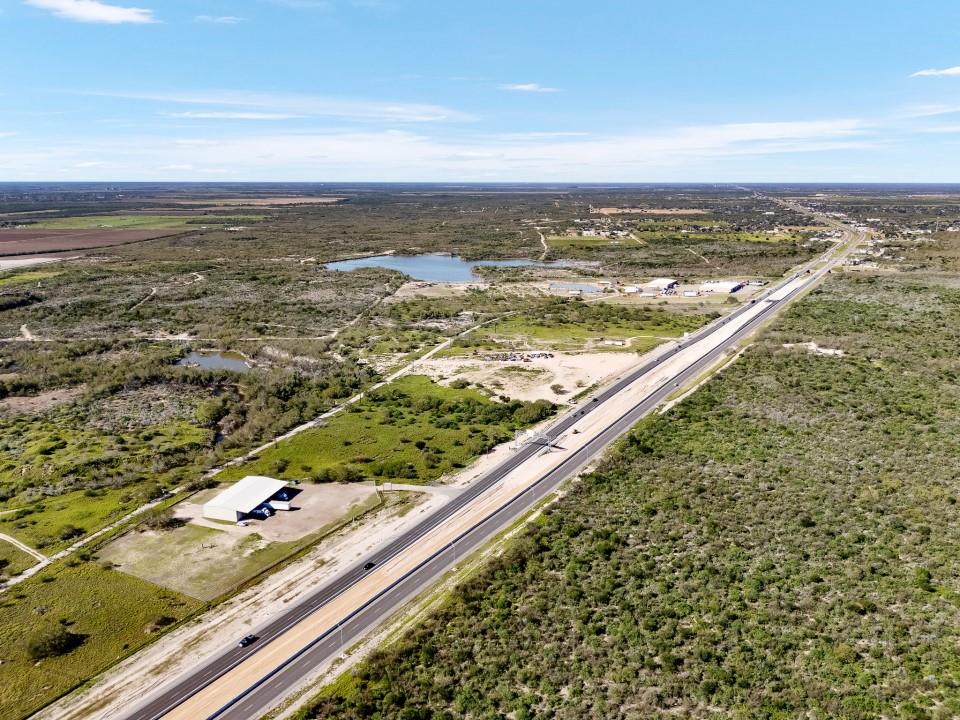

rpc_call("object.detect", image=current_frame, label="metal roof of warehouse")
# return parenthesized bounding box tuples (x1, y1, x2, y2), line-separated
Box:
(203, 475, 287, 513)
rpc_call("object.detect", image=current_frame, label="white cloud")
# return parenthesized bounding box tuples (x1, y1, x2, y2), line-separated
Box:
(916, 124, 960, 133)
(489, 131, 589, 141)
(267, 0, 332, 8)
(911, 66, 960, 77)
(24, 0, 157, 24)
(20, 117, 871, 181)
(498, 83, 560, 93)
(0, 132, 15, 139)
(194, 15, 245, 24)
(78, 89, 474, 123)
(164, 111, 300, 120)
(901, 104, 960, 119)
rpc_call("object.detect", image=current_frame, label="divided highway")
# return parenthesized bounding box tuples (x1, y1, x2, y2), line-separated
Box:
(128, 221, 862, 720)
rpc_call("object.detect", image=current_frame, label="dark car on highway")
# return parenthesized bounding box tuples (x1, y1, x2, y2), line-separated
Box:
(363, 561, 376, 570)
(238, 634, 257, 647)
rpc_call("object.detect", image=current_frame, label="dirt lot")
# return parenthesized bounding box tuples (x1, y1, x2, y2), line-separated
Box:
(103, 483, 379, 600)
(0, 385, 85, 414)
(418, 351, 643, 402)
(0, 228, 185, 255)
(388, 280, 486, 300)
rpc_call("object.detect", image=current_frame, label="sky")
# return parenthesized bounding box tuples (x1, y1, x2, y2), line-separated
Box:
(3, 0, 960, 182)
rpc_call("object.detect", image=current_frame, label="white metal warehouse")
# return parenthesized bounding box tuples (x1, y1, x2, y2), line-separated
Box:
(202, 475, 288, 522)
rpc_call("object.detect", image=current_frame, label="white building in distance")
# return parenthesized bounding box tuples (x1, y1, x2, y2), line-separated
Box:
(643, 277, 679, 292)
(202, 475, 289, 522)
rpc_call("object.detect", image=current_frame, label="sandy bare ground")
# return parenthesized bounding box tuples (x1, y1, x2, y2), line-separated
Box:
(128, 286, 157, 312)
(0, 384, 85, 413)
(418, 351, 642, 403)
(537, 229, 548, 260)
(387, 280, 487, 301)
(388, 279, 548, 302)
(380, 482, 461, 497)
(782, 341, 845, 357)
(0, 256, 65, 271)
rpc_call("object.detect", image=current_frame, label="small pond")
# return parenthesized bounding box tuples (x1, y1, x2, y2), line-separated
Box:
(325, 253, 566, 283)
(177, 351, 251, 373)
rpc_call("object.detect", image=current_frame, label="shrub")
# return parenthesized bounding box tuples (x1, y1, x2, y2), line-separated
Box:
(58, 525, 85, 541)
(141, 508, 183, 531)
(27, 626, 86, 661)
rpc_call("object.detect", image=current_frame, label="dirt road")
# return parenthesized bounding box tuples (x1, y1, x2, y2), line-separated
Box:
(0, 533, 45, 563)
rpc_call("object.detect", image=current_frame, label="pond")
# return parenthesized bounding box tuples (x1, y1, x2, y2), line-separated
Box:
(325, 253, 565, 283)
(177, 351, 251, 373)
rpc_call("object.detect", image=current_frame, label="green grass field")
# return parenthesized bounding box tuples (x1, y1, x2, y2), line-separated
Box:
(0, 270, 62, 288)
(0, 561, 201, 720)
(546, 234, 636, 249)
(443, 302, 708, 354)
(219, 375, 553, 485)
(485, 315, 686, 351)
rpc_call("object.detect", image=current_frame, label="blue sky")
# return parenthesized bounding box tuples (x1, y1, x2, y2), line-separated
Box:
(4, 0, 960, 181)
